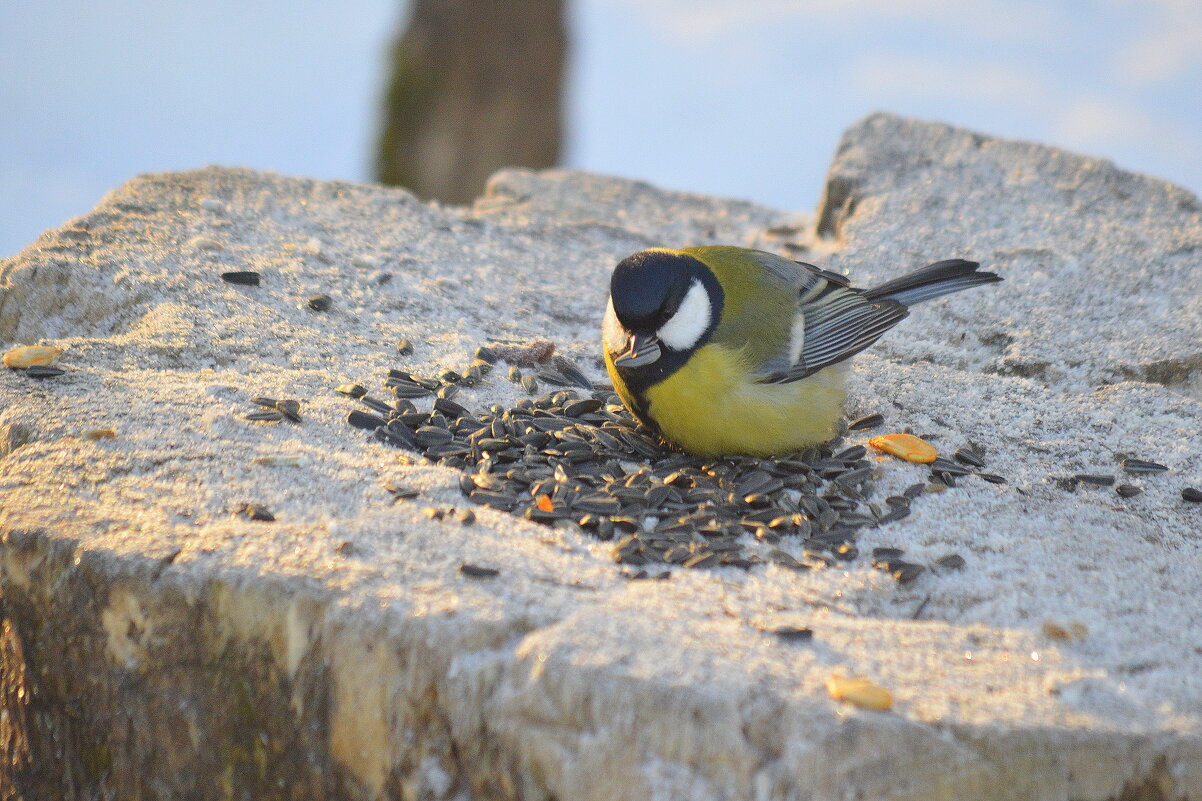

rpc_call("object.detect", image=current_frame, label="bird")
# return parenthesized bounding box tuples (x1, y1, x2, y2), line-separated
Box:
(602, 245, 1002, 457)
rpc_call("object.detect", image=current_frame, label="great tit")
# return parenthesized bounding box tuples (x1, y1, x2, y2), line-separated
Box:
(602, 246, 1001, 457)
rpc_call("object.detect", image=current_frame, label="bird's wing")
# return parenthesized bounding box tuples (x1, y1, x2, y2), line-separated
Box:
(755, 261, 909, 384)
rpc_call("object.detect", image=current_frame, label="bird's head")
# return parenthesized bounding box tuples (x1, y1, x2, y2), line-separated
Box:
(603, 249, 724, 380)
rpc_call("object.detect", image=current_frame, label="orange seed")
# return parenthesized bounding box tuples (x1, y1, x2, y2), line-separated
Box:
(868, 433, 937, 464)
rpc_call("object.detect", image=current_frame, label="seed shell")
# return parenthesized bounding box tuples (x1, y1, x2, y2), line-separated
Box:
(221, 271, 261, 286)
(825, 675, 893, 710)
(868, 433, 937, 464)
(459, 563, 500, 579)
(307, 294, 332, 311)
(24, 365, 65, 378)
(847, 413, 884, 431)
(3, 345, 64, 369)
(1184, 488, 1202, 503)
(1122, 458, 1168, 474)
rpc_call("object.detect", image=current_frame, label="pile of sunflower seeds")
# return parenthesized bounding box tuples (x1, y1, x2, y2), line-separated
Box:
(340, 346, 950, 579)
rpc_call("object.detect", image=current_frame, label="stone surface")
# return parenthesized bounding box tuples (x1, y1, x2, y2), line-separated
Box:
(0, 113, 1200, 800)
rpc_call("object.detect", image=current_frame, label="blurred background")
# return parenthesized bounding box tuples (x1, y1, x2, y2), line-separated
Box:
(3, 0, 1201, 257)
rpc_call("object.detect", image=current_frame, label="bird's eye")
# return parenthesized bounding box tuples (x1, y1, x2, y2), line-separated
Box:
(660, 283, 688, 322)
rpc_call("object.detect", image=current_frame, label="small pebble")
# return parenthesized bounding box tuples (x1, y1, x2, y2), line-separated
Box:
(235, 503, 275, 522)
(307, 294, 332, 312)
(934, 553, 966, 571)
(397, 338, 413, 356)
(221, 271, 261, 286)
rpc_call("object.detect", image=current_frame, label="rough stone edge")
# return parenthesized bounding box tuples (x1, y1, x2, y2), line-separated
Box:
(3, 523, 1201, 801)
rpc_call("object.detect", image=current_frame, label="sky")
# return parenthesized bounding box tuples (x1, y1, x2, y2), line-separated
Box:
(3, 0, 1201, 257)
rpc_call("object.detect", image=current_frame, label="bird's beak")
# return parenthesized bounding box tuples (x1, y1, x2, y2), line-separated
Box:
(613, 332, 661, 368)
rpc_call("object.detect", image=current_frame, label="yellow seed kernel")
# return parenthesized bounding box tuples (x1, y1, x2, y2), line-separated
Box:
(826, 675, 893, 710)
(867, 433, 937, 464)
(3, 345, 64, 369)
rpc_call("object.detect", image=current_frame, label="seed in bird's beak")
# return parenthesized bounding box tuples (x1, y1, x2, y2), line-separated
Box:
(613, 333, 661, 368)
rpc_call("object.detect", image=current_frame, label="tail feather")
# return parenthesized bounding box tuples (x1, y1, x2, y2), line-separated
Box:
(864, 259, 1002, 307)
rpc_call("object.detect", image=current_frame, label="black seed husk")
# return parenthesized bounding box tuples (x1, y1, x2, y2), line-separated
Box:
(221, 271, 261, 286)
(347, 410, 388, 431)
(847, 413, 884, 431)
(307, 294, 332, 311)
(772, 626, 813, 642)
(459, 563, 499, 578)
(1184, 488, 1202, 503)
(24, 365, 65, 378)
(1074, 473, 1116, 486)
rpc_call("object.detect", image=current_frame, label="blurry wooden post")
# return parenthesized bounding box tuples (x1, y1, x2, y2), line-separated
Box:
(375, 0, 566, 204)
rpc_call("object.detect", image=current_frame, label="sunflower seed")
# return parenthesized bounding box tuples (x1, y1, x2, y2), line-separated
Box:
(347, 410, 388, 431)
(930, 458, 971, 476)
(475, 346, 498, 364)
(275, 399, 301, 423)
(772, 626, 814, 642)
(221, 271, 261, 286)
(1122, 458, 1168, 474)
(1115, 483, 1143, 498)
(245, 410, 284, 422)
(847, 413, 884, 431)
(1184, 488, 1202, 503)
(360, 396, 393, 414)
(977, 473, 1007, 484)
(397, 338, 413, 355)
(389, 381, 433, 399)
(521, 375, 539, 394)
(1074, 473, 1115, 486)
(459, 563, 499, 578)
(250, 396, 278, 408)
(24, 365, 65, 378)
(336, 383, 367, 399)
(383, 482, 419, 500)
(307, 294, 332, 311)
(953, 447, 986, 468)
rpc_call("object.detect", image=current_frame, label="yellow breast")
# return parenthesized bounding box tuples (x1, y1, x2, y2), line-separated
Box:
(638, 344, 847, 457)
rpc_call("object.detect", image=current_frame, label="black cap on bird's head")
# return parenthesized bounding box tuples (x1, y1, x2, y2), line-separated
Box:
(605, 249, 724, 373)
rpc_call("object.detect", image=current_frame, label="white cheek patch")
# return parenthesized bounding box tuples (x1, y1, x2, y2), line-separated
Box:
(657, 280, 711, 351)
(602, 296, 627, 352)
